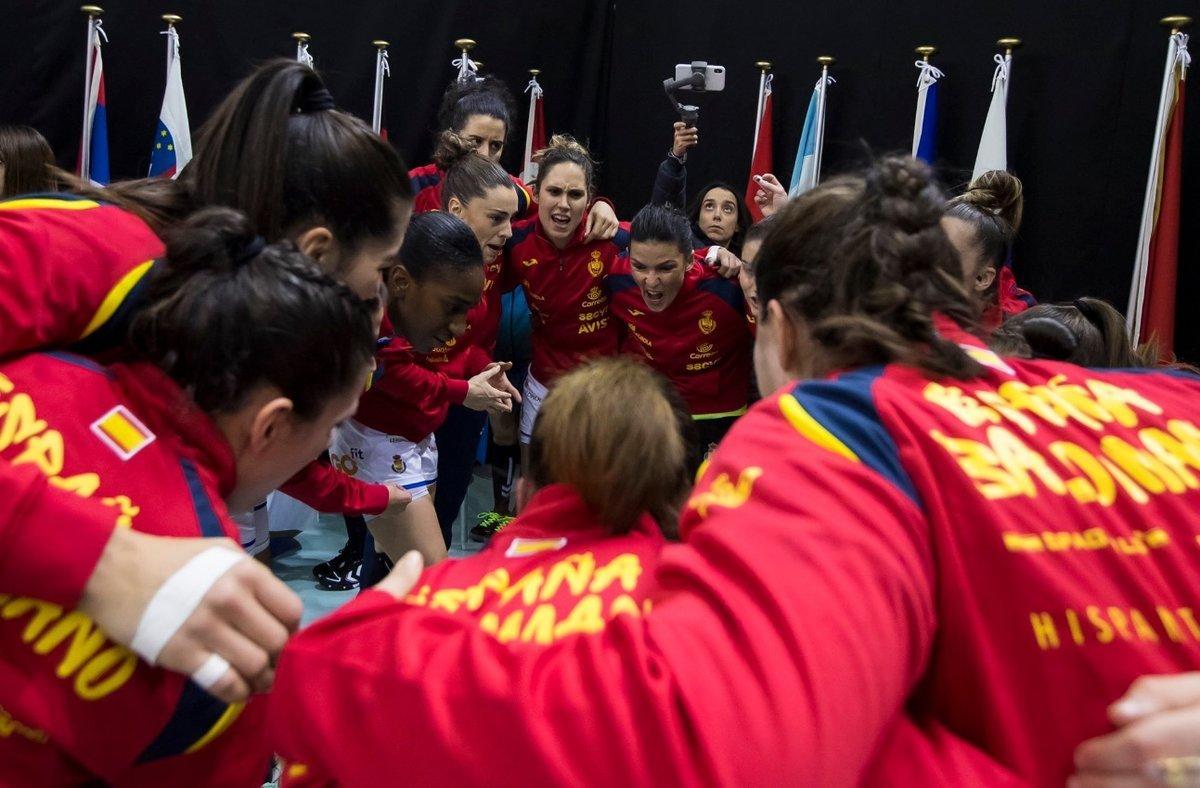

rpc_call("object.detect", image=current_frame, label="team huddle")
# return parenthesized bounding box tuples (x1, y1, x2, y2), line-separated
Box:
(1, 55, 1200, 787)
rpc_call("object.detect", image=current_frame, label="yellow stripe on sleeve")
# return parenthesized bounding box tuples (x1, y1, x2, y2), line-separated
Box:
(184, 702, 246, 754)
(0, 197, 100, 212)
(79, 260, 155, 340)
(778, 393, 860, 463)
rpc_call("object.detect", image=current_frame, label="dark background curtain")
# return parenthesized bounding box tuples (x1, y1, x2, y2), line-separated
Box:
(3, 0, 1197, 358)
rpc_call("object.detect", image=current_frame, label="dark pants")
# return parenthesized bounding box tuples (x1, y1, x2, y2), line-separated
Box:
(691, 415, 740, 475)
(433, 405, 487, 547)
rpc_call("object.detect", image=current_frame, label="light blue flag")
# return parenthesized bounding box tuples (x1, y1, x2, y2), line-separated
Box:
(788, 86, 821, 197)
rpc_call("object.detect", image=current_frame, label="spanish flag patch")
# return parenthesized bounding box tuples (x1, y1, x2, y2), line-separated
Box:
(90, 405, 156, 460)
(505, 537, 568, 558)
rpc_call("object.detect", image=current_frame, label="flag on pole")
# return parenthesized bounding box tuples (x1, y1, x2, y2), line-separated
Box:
(453, 39, 479, 83)
(912, 55, 944, 163)
(148, 24, 191, 178)
(745, 70, 774, 221)
(972, 53, 1011, 180)
(1128, 29, 1190, 356)
(788, 68, 833, 197)
(79, 19, 110, 186)
(521, 71, 546, 184)
(371, 41, 391, 138)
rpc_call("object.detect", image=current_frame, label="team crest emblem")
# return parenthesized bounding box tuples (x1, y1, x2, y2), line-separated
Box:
(588, 251, 604, 277)
(522, 257, 539, 267)
(699, 310, 717, 335)
(697, 342, 714, 353)
(90, 405, 155, 460)
(392, 455, 407, 474)
(587, 286, 602, 300)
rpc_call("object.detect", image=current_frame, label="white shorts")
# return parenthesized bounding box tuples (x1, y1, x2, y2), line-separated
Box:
(519, 372, 549, 445)
(329, 419, 437, 507)
(232, 500, 270, 557)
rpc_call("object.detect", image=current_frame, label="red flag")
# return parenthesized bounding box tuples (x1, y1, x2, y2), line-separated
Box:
(745, 84, 773, 222)
(1141, 79, 1185, 357)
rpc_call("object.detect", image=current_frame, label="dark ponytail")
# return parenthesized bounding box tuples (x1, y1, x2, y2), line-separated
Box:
(436, 77, 515, 137)
(129, 207, 376, 419)
(400, 211, 482, 282)
(757, 155, 983, 380)
(434, 130, 512, 210)
(630, 203, 693, 258)
(182, 59, 412, 247)
(989, 297, 1150, 368)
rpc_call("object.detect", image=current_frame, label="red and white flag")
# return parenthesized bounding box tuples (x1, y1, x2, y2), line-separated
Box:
(745, 72, 774, 222)
(520, 72, 546, 184)
(1128, 30, 1190, 357)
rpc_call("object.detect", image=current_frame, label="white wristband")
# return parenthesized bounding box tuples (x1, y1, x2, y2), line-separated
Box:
(131, 546, 247, 665)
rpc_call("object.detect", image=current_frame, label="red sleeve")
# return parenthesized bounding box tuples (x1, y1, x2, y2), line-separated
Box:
(865, 718, 1029, 786)
(276, 456, 390, 516)
(0, 460, 116, 607)
(0, 200, 163, 357)
(269, 399, 936, 785)
(355, 345, 470, 439)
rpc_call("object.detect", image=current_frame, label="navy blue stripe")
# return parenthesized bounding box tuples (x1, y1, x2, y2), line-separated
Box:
(43, 351, 113, 378)
(410, 171, 441, 193)
(180, 458, 225, 538)
(509, 221, 538, 247)
(136, 681, 229, 763)
(69, 261, 157, 357)
(697, 276, 745, 313)
(612, 227, 631, 253)
(606, 273, 638, 294)
(790, 367, 922, 507)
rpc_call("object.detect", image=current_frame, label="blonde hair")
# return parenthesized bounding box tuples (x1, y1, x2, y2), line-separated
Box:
(528, 357, 693, 535)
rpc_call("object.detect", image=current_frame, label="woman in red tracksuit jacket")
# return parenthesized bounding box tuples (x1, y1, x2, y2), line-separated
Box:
(331, 212, 519, 569)
(0, 208, 377, 786)
(275, 356, 697, 786)
(607, 203, 753, 468)
(269, 156, 1200, 786)
(502, 135, 631, 450)
(0, 57, 415, 604)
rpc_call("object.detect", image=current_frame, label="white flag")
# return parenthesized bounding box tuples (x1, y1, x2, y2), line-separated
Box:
(972, 54, 1009, 180)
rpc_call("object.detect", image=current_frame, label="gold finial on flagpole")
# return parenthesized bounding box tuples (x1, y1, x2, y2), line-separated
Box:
(997, 37, 1022, 55)
(454, 38, 477, 52)
(162, 14, 182, 26)
(755, 60, 772, 72)
(293, 32, 311, 43)
(81, 5, 103, 17)
(529, 68, 541, 77)
(1161, 16, 1192, 33)
(372, 39, 389, 49)
(817, 56, 836, 67)
(915, 46, 937, 59)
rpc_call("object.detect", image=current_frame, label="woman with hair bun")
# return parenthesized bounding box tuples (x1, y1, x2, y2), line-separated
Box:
(273, 155, 1200, 786)
(943, 169, 1036, 329)
(0, 207, 377, 785)
(331, 211, 521, 570)
(272, 356, 697, 785)
(990, 296, 1154, 368)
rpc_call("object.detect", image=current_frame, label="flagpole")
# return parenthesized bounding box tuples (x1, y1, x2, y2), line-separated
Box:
(997, 37, 1022, 103)
(751, 61, 771, 162)
(162, 14, 181, 83)
(913, 46, 940, 160)
(523, 68, 542, 182)
(1128, 15, 1192, 337)
(80, 5, 103, 181)
(372, 40, 390, 134)
(814, 56, 835, 186)
(454, 38, 478, 83)
(294, 32, 312, 66)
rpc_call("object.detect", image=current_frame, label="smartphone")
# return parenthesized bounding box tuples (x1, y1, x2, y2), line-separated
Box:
(674, 63, 726, 92)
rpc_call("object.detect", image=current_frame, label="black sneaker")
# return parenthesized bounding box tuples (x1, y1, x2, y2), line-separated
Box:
(313, 541, 362, 591)
(469, 511, 515, 543)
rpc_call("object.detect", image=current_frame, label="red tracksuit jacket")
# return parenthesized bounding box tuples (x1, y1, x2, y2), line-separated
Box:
(271, 483, 666, 786)
(608, 251, 752, 418)
(504, 216, 630, 386)
(266, 323, 1200, 786)
(0, 196, 386, 608)
(352, 320, 470, 443)
(0, 354, 268, 786)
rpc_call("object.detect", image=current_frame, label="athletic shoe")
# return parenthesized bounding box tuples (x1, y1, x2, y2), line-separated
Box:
(470, 511, 515, 543)
(313, 541, 362, 591)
